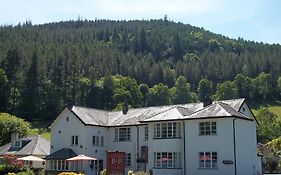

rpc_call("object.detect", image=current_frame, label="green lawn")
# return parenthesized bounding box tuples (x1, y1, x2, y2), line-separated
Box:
(250, 100, 281, 119)
(29, 120, 52, 140)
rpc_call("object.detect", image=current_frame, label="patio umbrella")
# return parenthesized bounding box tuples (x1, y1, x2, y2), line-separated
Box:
(66, 155, 97, 161)
(17, 155, 45, 161)
(66, 155, 97, 172)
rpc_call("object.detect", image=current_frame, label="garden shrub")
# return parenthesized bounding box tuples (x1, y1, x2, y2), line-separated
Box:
(0, 164, 21, 174)
(57, 172, 84, 175)
(99, 169, 107, 175)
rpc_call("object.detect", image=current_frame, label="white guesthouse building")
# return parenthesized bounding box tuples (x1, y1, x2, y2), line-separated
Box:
(45, 98, 262, 175)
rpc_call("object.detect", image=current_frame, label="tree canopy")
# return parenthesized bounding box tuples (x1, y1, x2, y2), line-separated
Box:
(0, 113, 31, 145)
(0, 19, 280, 123)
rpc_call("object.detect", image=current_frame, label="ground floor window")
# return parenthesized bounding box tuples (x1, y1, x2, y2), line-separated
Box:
(46, 160, 78, 171)
(153, 152, 181, 168)
(125, 153, 131, 167)
(199, 152, 217, 169)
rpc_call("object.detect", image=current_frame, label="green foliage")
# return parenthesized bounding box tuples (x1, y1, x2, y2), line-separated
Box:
(0, 19, 281, 121)
(234, 74, 253, 99)
(171, 76, 195, 104)
(139, 83, 149, 106)
(197, 78, 213, 101)
(277, 77, 281, 97)
(16, 168, 35, 175)
(256, 108, 281, 143)
(99, 169, 107, 175)
(58, 172, 84, 175)
(253, 72, 273, 99)
(0, 113, 31, 145)
(0, 165, 20, 175)
(112, 75, 142, 108)
(213, 81, 238, 100)
(0, 69, 9, 111)
(267, 136, 281, 157)
(148, 83, 170, 106)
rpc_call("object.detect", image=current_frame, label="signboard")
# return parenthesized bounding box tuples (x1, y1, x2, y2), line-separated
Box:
(223, 160, 234, 164)
(107, 151, 125, 175)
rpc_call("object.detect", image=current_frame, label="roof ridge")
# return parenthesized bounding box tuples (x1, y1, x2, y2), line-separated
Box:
(73, 106, 111, 112)
(185, 102, 217, 117)
(30, 135, 40, 155)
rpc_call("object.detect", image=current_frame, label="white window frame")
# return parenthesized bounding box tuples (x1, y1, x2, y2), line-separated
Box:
(153, 152, 181, 168)
(144, 126, 148, 140)
(14, 140, 21, 147)
(199, 122, 216, 135)
(154, 122, 181, 138)
(114, 127, 131, 141)
(199, 152, 218, 169)
(101, 136, 104, 146)
(71, 135, 78, 146)
(93, 135, 104, 147)
(47, 160, 70, 171)
(125, 153, 131, 167)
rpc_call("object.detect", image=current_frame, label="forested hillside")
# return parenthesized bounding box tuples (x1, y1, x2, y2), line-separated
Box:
(1, 18, 281, 121)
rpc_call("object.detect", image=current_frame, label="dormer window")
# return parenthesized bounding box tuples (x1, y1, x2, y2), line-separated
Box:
(14, 140, 21, 147)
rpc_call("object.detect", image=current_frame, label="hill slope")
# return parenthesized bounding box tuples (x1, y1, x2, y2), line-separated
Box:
(0, 19, 281, 120)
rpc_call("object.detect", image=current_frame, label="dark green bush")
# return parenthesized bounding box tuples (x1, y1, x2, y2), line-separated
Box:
(0, 165, 21, 174)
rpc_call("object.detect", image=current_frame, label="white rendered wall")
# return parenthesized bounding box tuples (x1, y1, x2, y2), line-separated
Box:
(235, 119, 261, 175)
(83, 125, 108, 175)
(50, 109, 86, 155)
(147, 122, 183, 175)
(50, 109, 108, 175)
(185, 118, 235, 175)
(107, 126, 137, 173)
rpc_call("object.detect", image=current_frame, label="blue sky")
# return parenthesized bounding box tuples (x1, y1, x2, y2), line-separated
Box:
(0, 0, 280, 44)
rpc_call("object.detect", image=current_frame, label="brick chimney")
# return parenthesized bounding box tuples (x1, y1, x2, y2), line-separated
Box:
(11, 132, 19, 146)
(203, 100, 212, 107)
(122, 101, 128, 115)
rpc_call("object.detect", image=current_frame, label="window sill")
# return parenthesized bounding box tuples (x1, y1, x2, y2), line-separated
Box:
(113, 140, 132, 142)
(198, 134, 217, 136)
(153, 137, 182, 140)
(198, 168, 218, 170)
(153, 167, 182, 169)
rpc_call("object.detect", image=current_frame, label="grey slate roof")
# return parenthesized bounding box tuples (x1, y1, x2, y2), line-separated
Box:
(181, 102, 251, 120)
(45, 148, 77, 160)
(0, 135, 50, 156)
(66, 98, 249, 126)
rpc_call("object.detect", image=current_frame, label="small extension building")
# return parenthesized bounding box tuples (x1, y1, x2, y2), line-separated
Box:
(0, 135, 50, 168)
(45, 98, 262, 175)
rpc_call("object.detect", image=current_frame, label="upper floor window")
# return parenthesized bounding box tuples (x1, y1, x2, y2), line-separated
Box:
(154, 152, 181, 168)
(199, 122, 216, 135)
(144, 126, 148, 140)
(93, 135, 104, 147)
(14, 140, 21, 147)
(154, 122, 180, 139)
(71, 135, 78, 146)
(199, 152, 217, 169)
(101, 136, 104, 146)
(114, 127, 131, 141)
